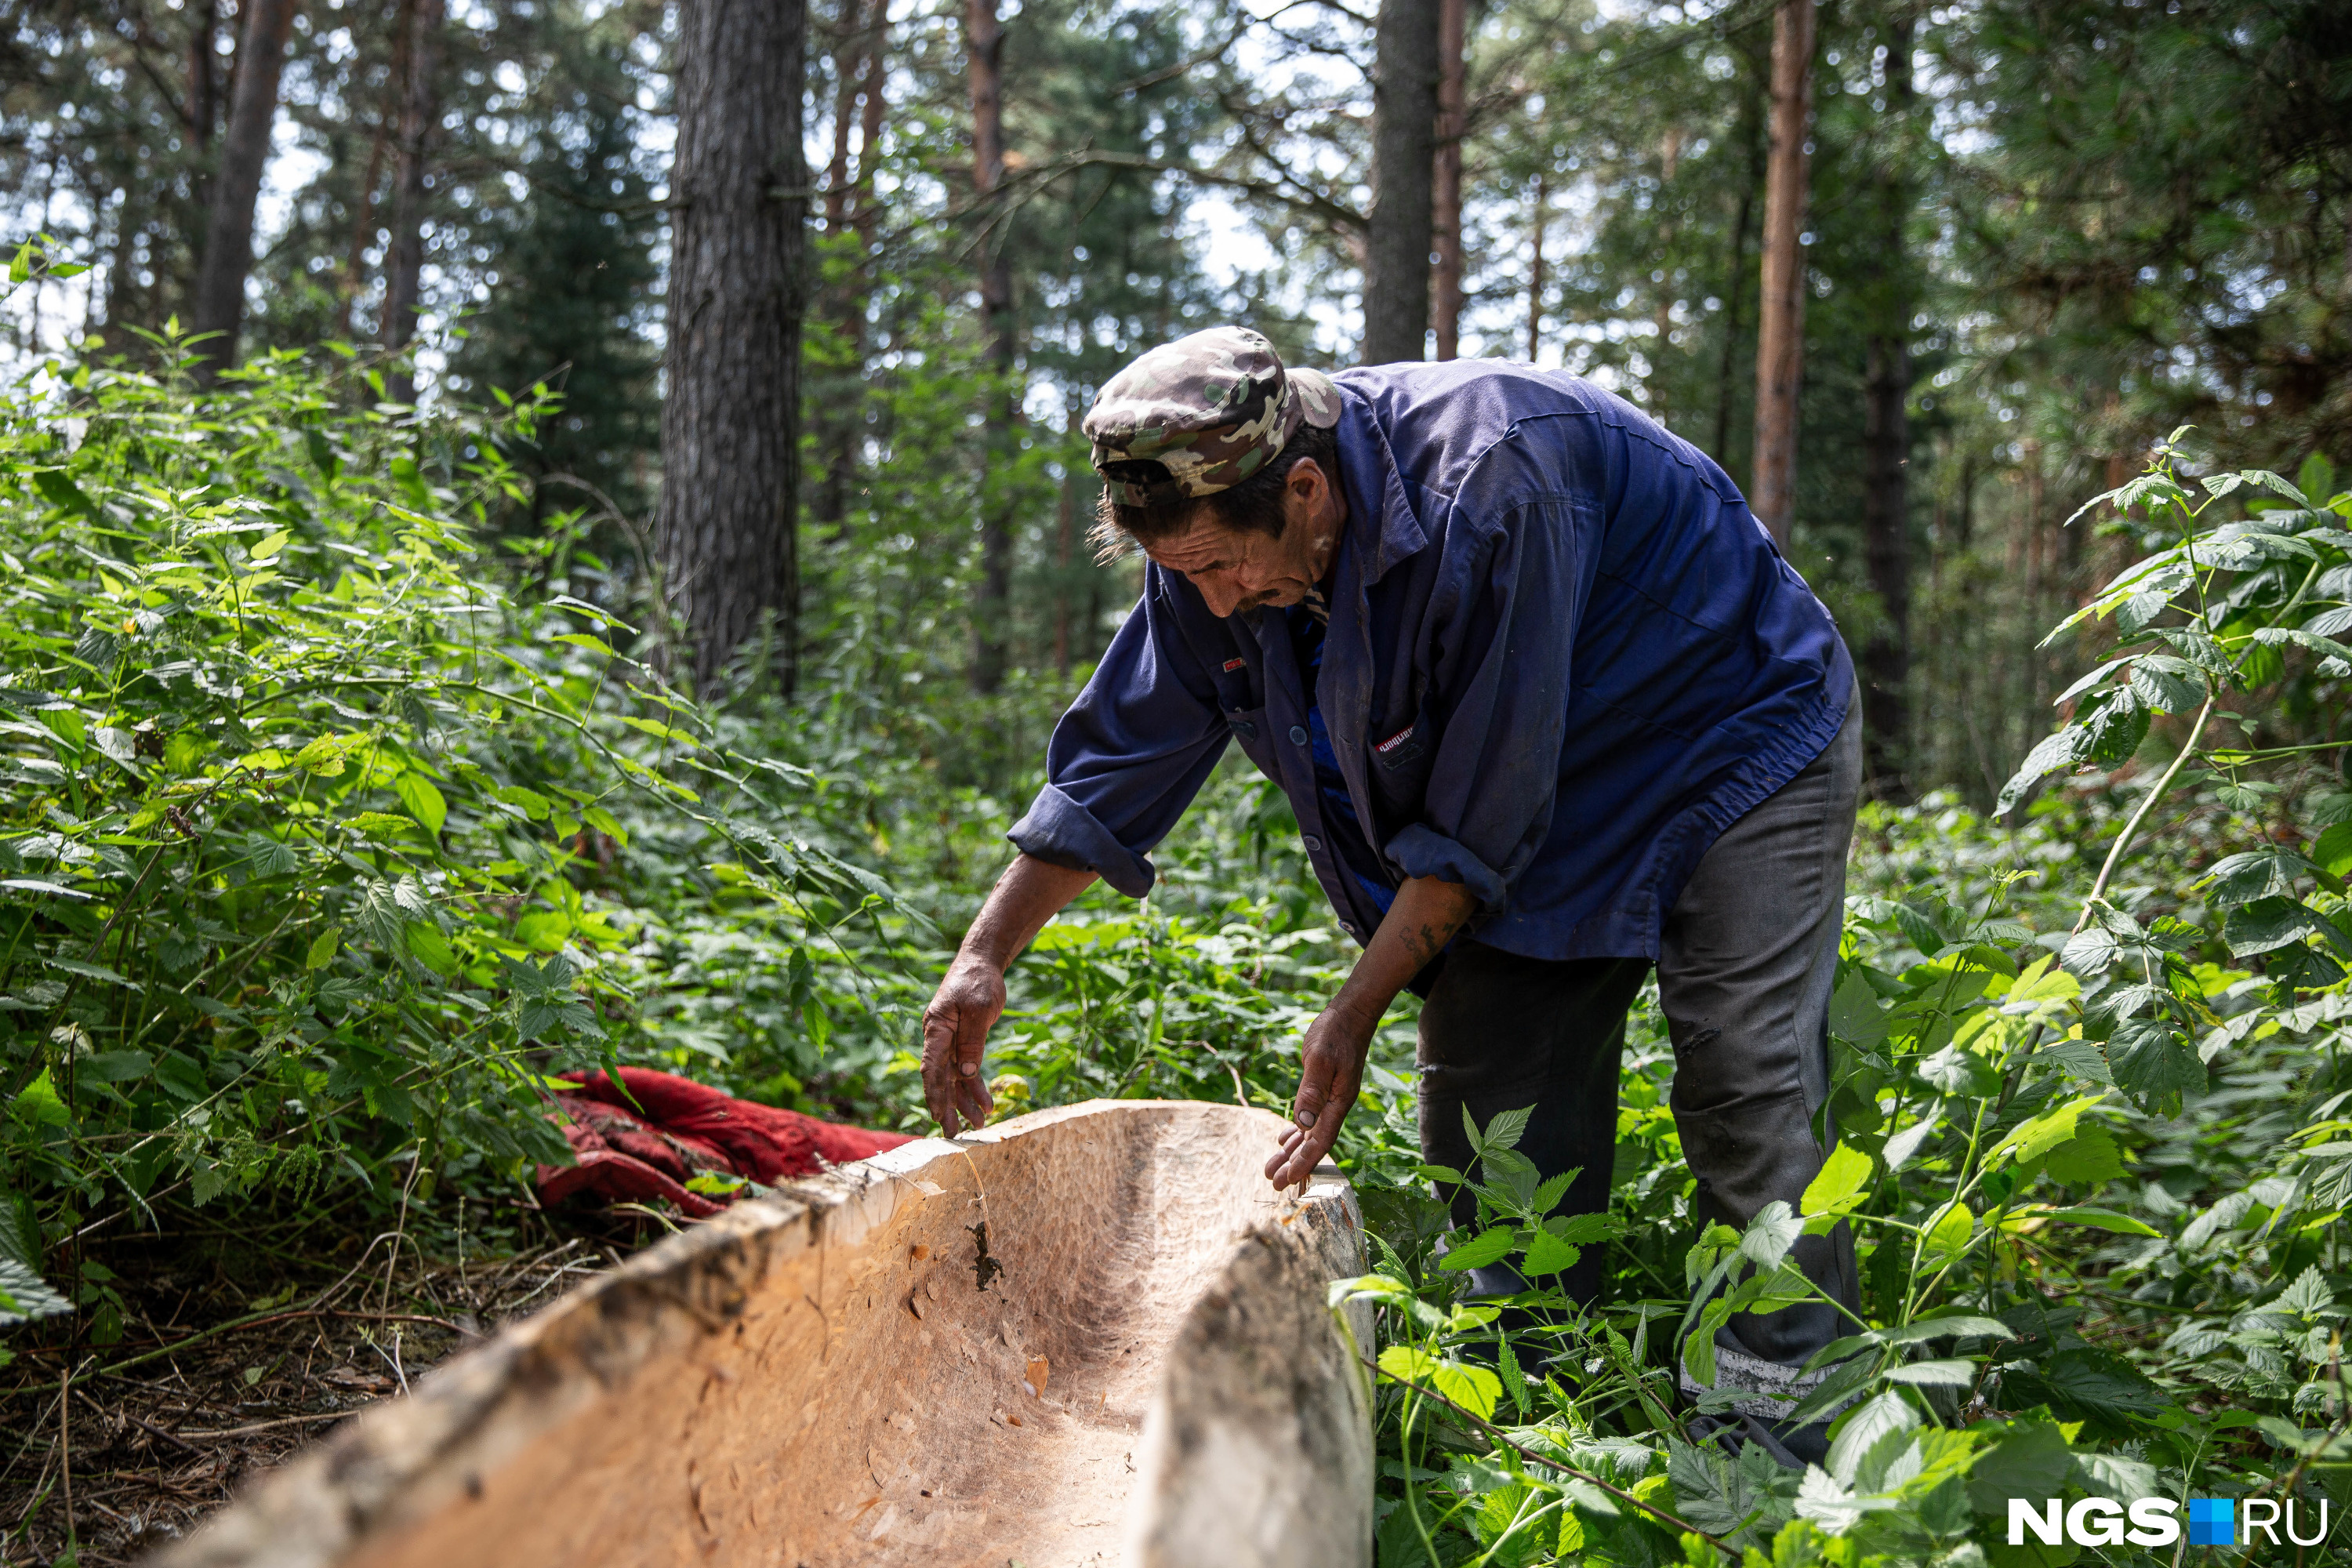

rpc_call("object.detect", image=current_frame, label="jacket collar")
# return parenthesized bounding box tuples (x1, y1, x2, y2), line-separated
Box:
(1332, 383, 1430, 588)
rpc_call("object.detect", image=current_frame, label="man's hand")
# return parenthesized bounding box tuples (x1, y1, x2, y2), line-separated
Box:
(1262, 873, 1480, 1192)
(919, 854, 1098, 1138)
(922, 956, 1007, 1137)
(1264, 1000, 1377, 1190)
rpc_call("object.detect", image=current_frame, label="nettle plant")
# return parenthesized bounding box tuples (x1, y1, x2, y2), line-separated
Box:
(0, 332, 924, 1346)
(1335, 442, 2352, 1568)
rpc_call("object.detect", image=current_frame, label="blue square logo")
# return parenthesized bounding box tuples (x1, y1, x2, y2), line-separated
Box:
(2189, 1498, 2235, 1546)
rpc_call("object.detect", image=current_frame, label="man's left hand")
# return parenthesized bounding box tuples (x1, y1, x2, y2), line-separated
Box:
(1264, 1000, 1376, 1190)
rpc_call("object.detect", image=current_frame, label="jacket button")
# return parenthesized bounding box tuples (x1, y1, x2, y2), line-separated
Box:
(1288, 725, 1308, 746)
(1302, 835, 1323, 852)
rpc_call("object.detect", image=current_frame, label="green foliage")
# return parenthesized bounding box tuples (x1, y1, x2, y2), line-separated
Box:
(0, 342, 946, 1295)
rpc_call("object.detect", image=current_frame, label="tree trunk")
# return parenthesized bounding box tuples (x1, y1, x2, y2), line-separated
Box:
(822, 0, 867, 234)
(1860, 332, 1911, 792)
(337, 112, 390, 342)
(187, 0, 221, 151)
(968, 0, 1018, 694)
(1526, 174, 1545, 361)
(1430, 0, 1465, 361)
(1710, 92, 1762, 466)
(103, 183, 146, 341)
(382, 0, 445, 405)
(188, 0, 300, 384)
(1748, 0, 1813, 548)
(1361, 0, 1440, 365)
(852, 4, 887, 241)
(1858, 17, 1915, 794)
(657, 0, 809, 692)
(811, 0, 881, 535)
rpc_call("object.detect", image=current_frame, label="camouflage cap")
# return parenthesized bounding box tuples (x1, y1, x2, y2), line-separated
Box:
(1083, 327, 1341, 507)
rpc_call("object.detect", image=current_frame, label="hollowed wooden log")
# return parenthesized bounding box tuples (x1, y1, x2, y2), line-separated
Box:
(153, 1100, 1374, 1568)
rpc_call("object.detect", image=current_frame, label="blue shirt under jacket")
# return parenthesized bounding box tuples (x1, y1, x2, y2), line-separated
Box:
(1007, 360, 1855, 961)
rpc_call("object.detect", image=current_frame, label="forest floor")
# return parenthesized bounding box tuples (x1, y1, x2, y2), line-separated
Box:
(0, 1202, 641, 1566)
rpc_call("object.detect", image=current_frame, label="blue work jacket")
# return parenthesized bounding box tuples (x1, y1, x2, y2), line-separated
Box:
(1009, 360, 1854, 960)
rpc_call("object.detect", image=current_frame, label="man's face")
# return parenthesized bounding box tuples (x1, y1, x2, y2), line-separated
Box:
(1138, 458, 1344, 618)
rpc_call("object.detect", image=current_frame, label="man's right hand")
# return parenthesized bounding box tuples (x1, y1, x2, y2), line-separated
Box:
(918, 853, 1098, 1138)
(921, 956, 1008, 1136)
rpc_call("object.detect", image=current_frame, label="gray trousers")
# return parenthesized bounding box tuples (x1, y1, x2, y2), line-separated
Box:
(1418, 702, 1863, 1432)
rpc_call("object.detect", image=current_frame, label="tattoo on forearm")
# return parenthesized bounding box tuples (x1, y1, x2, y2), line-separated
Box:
(1402, 918, 1458, 966)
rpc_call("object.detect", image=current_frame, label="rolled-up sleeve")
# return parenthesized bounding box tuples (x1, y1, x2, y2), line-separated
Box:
(1382, 497, 1588, 913)
(1007, 573, 1229, 898)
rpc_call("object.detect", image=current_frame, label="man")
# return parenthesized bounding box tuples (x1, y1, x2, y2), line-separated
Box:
(920, 326, 1860, 1460)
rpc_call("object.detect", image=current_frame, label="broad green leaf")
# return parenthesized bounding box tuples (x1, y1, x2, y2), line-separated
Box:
(2277, 1265, 2335, 1318)
(1476, 1105, 1533, 1153)
(9, 1068, 68, 1128)
(404, 921, 459, 977)
(1428, 1360, 1504, 1421)
(1328, 1273, 1411, 1306)
(2042, 1124, 2124, 1188)
(1682, 1296, 1734, 1387)
(1965, 1419, 2075, 1516)
(2041, 1037, 2115, 1087)
(1826, 1390, 1918, 1479)
(2317, 822, 2352, 879)
(306, 927, 341, 970)
(395, 773, 448, 835)
(1877, 1314, 2013, 1345)
(1543, 1211, 1624, 1244)
(1882, 1105, 1944, 1171)
(582, 805, 630, 847)
(2032, 1205, 2159, 1237)
(1998, 727, 2089, 815)
(1437, 1227, 1520, 1272)
(1739, 1200, 1803, 1270)
(1992, 1094, 2107, 1167)
(492, 784, 551, 821)
(2107, 1018, 2205, 1114)
(1802, 1142, 1872, 1218)
(1921, 1200, 1975, 1258)
(1521, 1229, 1583, 1276)
(1829, 973, 1888, 1048)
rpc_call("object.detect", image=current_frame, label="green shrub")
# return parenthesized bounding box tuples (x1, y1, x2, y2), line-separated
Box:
(0, 332, 934, 1337)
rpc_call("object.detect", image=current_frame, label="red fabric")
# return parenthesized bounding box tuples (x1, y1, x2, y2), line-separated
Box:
(534, 1067, 915, 1219)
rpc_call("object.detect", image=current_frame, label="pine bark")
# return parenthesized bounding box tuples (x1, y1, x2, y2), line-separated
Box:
(337, 115, 390, 342)
(811, 0, 886, 535)
(1748, 0, 1814, 548)
(1362, 0, 1440, 365)
(1859, 19, 1916, 793)
(822, 0, 866, 234)
(1430, 0, 1465, 361)
(657, 0, 809, 691)
(967, 0, 1018, 694)
(188, 0, 301, 384)
(382, 0, 446, 404)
